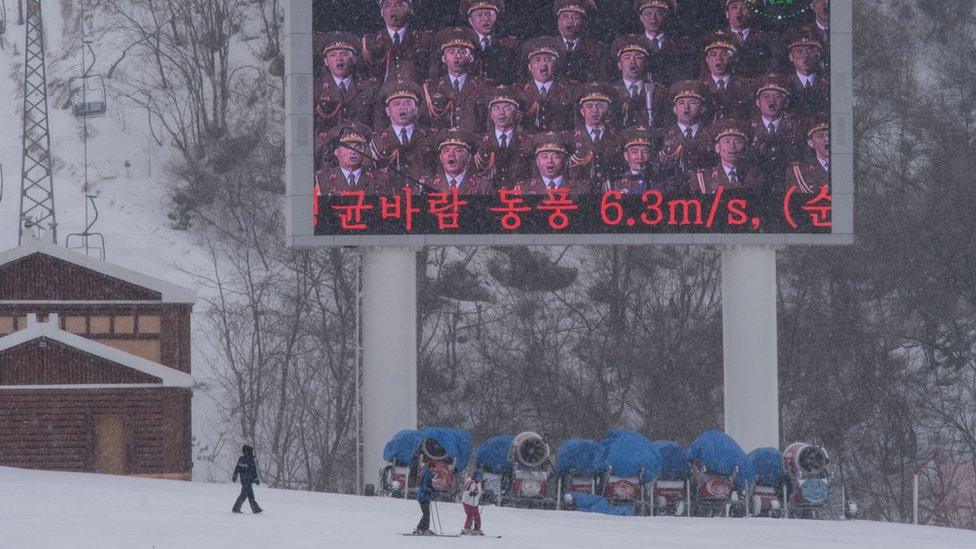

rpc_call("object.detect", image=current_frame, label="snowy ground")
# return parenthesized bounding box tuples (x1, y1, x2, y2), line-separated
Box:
(1, 467, 973, 549)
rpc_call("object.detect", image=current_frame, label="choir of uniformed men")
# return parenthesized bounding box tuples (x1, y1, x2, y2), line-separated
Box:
(314, 0, 832, 197)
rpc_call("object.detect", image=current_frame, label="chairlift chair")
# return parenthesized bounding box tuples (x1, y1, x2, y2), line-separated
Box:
(70, 74, 107, 118)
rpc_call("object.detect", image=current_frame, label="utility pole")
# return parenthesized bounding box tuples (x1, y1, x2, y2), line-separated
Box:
(19, 0, 57, 244)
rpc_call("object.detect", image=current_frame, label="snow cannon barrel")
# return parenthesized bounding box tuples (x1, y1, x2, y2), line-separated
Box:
(421, 437, 449, 461)
(783, 442, 829, 477)
(511, 431, 550, 469)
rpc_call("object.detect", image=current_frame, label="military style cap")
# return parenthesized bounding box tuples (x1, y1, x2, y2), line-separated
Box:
(755, 73, 790, 97)
(611, 34, 651, 59)
(669, 80, 707, 103)
(634, 0, 672, 12)
(485, 85, 522, 109)
(724, 0, 749, 6)
(806, 117, 829, 138)
(319, 31, 360, 56)
(326, 122, 372, 147)
(377, 0, 413, 4)
(522, 36, 563, 62)
(532, 131, 570, 155)
(554, 0, 596, 16)
(460, 0, 505, 15)
(577, 82, 616, 106)
(620, 126, 654, 149)
(703, 31, 738, 54)
(435, 27, 480, 51)
(435, 128, 477, 151)
(711, 120, 751, 142)
(379, 80, 424, 104)
(788, 29, 824, 50)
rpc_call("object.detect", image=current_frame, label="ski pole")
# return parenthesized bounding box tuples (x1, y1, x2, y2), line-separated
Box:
(433, 500, 443, 535)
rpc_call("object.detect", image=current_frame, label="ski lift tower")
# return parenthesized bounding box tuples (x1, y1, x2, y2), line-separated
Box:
(18, 0, 57, 244)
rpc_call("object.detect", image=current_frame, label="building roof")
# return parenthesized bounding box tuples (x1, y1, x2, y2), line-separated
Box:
(0, 239, 197, 304)
(0, 314, 194, 389)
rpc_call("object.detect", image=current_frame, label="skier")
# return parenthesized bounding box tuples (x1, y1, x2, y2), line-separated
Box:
(460, 470, 484, 535)
(413, 458, 435, 535)
(231, 445, 264, 514)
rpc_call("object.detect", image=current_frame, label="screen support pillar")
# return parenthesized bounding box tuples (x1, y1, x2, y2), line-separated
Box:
(721, 246, 779, 451)
(362, 247, 418, 490)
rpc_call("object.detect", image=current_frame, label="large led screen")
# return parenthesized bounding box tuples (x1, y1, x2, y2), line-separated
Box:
(286, 0, 852, 246)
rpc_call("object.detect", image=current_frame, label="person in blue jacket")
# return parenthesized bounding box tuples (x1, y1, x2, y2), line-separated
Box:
(413, 458, 435, 535)
(232, 445, 264, 514)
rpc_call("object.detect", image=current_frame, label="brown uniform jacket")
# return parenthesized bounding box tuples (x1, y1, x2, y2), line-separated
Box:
(561, 37, 611, 83)
(612, 79, 672, 129)
(691, 164, 765, 194)
(788, 72, 831, 118)
(567, 127, 623, 182)
(369, 125, 435, 179)
(606, 171, 671, 195)
(519, 80, 579, 133)
(701, 75, 755, 122)
(726, 28, 786, 78)
(474, 35, 521, 85)
(314, 75, 382, 133)
(419, 171, 493, 195)
(654, 123, 713, 183)
(474, 130, 534, 189)
(361, 28, 433, 83)
(749, 115, 804, 184)
(421, 74, 493, 132)
(314, 167, 391, 195)
(785, 159, 830, 194)
(515, 176, 597, 195)
(645, 34, 698, 85)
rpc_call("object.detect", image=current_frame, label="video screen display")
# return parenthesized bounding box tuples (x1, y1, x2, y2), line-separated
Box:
(307, 0, 834, 238)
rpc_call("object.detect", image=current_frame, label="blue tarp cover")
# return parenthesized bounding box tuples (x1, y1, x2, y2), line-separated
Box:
(596, 429, 662, 478)
(476, 435, 514, 474)
(569, 492, 636, 516)
(686, 430, 754, 484)
(422, 428, 472, 472)
(556, 439, 605, 477)
(651, 440, 690, 479)
(382, 428, 472, 472)
(383, 430, 424, 466)
(748, 447, 786, 486)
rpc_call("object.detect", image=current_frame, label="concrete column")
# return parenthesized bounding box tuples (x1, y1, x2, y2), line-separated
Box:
(362, 247, 418, 490)
(721, 246, 779, 451)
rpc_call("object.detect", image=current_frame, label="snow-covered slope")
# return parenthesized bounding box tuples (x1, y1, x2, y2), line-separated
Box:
(1, 467, 973, 549)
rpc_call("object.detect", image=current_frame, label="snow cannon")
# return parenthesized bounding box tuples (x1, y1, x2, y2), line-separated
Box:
(556, 439, 605, 502)
(650, 441, 691, 516)
(783, 442, 829, 477)
(596, 430, 662, 515)
(782, 442, 831, 518)
(747, 447, 787, 518)
(686, 430, 753, 517)
(379, 428, 471, 500)
(476, 432, 555, 508)
(508, 432, 554, 505)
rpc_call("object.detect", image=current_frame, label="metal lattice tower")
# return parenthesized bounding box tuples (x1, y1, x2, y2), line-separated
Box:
(18, 0, 57, 244)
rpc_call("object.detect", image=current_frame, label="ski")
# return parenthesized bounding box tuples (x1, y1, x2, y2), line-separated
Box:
(399, 533, 461, 538)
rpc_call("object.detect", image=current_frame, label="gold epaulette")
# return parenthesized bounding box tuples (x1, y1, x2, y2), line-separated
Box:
(361, 36, 374, 64)
(474, 151, 495, 175)
(524, 100, 540, 118)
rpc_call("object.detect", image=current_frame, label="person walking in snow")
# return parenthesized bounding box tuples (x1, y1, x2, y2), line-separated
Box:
(460, 470, 484, 535)
(232, 445, 264, 514)
(414, 458, 435, 535)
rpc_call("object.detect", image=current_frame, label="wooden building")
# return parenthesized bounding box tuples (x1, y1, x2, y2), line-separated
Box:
(0, 241, 196, 479)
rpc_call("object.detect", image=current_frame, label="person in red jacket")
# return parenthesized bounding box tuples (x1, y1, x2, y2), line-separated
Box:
(460, 470, 484, 535)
